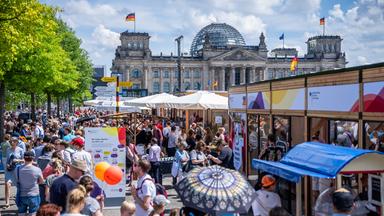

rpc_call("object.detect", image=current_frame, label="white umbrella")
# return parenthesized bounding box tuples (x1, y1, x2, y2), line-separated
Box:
(83, 99, 104, 106)
(124, 93, 178, 108)
(163, 91, 228, 110)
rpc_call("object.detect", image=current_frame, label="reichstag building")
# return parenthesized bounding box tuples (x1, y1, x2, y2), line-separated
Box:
(111, 23, 346, 94)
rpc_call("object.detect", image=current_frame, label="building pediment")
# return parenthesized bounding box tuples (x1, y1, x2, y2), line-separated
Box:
(210, 48, 266, 62)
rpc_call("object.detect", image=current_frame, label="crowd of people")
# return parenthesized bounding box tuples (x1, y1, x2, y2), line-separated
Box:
(0, 108, 379, 216)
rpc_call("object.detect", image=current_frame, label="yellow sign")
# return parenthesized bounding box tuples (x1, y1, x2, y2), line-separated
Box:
(101, 77, 117, 82)
(119, 81, 133, 87)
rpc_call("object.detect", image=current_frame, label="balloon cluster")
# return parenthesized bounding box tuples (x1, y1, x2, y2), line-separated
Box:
(94, 162, 123, 185)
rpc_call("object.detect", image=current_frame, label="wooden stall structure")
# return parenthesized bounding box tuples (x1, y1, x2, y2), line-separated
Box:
(228, 62, 384, 215)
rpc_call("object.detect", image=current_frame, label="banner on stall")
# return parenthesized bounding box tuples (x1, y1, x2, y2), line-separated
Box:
(85, 127, 126, 207)
(229, 93, 247, 109)
(272, 88, 305, 110)
(230, 112, 247, 172)
(308, 84, 359, 112)
(247, 92, 270, 109)
(363, 81, 384, 112)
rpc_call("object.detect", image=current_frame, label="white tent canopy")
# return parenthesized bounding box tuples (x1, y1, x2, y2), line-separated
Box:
(163, 91, 228, 110)
(123, 93, 178, 108)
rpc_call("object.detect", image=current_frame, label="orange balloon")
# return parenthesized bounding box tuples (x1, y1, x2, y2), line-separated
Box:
(104, 166, 123, 185)
(94, 162, 111, 181)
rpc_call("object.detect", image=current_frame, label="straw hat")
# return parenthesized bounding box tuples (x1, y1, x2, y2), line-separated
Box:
(70, 159, 87, 172)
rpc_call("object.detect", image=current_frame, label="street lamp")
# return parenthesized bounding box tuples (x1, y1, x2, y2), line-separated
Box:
(175, 35, 183, 94)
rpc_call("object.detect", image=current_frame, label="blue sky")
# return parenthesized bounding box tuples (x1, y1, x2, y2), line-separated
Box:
(42, 0, 384, 74)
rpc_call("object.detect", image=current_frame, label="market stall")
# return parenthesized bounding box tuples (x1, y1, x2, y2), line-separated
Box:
(228, 62, 384, 215)
(252, 142, 384, 216)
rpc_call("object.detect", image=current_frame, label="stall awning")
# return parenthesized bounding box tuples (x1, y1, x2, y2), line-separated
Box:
(252, 142, 384, 183)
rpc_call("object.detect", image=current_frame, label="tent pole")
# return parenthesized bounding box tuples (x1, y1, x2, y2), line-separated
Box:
(296, 179, 302, 216)
(186, 110, 189, 130)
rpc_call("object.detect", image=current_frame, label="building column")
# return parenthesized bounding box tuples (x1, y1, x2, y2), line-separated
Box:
(231, 67, 236, 86)
(159, 68, 163, 92)
(241, 67, 246, 84)
(209, 67, 215, 90)
(221, 67, 225, 91)
(261, 68, 266, 81)
(144, 66, 150, 90)
(250, 67, 258, 83)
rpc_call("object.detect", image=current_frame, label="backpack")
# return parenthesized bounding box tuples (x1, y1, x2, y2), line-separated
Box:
(138, 178, 168, 198)
(6, 154, 17, 171)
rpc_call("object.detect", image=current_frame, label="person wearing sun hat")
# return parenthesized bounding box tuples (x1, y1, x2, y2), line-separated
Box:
(50, 159, 87, 212)
(252, 175, 282, 216)
(149, 195, 170, 216)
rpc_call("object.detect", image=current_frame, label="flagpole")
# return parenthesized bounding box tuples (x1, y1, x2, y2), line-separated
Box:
(283, 38, 285, 49)
(134, 19, 136, 32)
(323, 21, 325, 36)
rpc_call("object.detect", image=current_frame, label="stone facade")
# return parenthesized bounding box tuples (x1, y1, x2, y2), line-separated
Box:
(111, 24, 346, 95)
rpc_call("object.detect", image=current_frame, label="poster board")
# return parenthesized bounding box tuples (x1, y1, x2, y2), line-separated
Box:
(272, 88, 305, 110)
(229, 93, 247, 109)
(307, 84, 359, 112)
(368, 174, 384, 206)
(363, 81, 384, 112)
(230, 112, 247, 173)
(215, 115, 223, 124)
(85, 127, 126, 207)
(247, 92, 270, 109)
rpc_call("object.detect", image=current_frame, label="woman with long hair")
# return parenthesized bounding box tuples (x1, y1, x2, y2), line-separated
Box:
(61, 186, 87, 216)
(79, 176, 103, 216)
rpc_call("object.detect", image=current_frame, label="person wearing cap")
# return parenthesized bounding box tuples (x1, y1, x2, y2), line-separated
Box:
(15, 150, 44, 215)
(50, 159, 87, 212)
(72, 137, 93, 174)
(332, 188, 354, 216)
(149, 195, 170, 216)
(252, 175, 282, 216)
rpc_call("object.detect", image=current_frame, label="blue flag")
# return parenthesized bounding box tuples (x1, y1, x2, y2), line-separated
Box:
(279, 33, 284, 40)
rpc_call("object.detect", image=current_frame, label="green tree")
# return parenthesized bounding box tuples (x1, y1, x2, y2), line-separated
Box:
(0, 0, 61, 139)
(48, 19, 93, 115)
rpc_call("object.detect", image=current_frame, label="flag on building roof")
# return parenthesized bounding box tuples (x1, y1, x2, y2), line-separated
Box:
(290, 57, 298, 72)
(279, 33, 284, 40)
(320, 17, 325, 25)
(126, 13, 135, 22)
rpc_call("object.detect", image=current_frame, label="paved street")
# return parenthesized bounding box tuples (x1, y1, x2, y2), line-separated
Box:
(0, 173, 183, 216)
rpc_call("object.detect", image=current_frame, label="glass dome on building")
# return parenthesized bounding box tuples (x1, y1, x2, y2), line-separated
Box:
(190, 23, 246, 56)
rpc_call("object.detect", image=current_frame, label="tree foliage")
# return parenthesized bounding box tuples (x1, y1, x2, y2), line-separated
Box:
(0, 0, 93, 104)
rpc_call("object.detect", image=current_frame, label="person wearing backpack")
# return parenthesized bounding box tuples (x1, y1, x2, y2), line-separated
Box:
(131, 159, 156, 216)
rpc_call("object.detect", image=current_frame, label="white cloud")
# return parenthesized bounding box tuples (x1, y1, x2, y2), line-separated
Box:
(357, 56, 368, 64)
(329, 4, 344, 20)
(91, 24, 120, 49)
(47, 0, 383, 71)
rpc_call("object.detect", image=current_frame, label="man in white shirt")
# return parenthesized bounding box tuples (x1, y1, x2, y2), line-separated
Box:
(131, 159, 156, 216)
(252, 175, 282, 216)
(72, 137, 93, 174)
(148, 138, 163, 184)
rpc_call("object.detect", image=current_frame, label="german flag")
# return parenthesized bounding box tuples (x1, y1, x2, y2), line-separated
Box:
(126, 13, 135, 22)
(290, 57, 298, 72)
(213, 81, 218, 87)
(320, 17, 325, 25)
